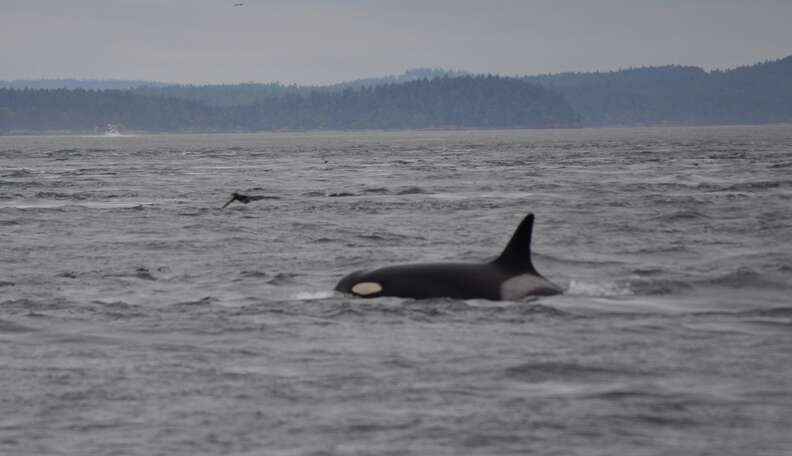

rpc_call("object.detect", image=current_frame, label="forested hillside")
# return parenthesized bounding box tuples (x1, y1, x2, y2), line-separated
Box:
(230, 76, 578, 130)
(0, 76, 580, 133)
(129, 68, 469, 107)
(130, 82, 300, 108)
(0, 89, 218, 132)
(525, 56, 792, 125)
(3, 55, 789, 133)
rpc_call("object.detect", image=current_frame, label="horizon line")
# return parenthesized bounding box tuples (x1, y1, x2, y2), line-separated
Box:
(2, 53, 789, 88)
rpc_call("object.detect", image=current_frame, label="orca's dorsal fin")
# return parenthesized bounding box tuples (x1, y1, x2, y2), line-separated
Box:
(493, 213, 537, 272)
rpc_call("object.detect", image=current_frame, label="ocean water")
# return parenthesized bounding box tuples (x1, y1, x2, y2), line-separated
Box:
(1, 126, 791, 455)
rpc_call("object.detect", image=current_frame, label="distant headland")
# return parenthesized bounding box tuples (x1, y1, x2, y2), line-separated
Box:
(1, 56, 790, 134)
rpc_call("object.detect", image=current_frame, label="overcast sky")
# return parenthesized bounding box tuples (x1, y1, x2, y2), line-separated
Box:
(2, 0, 791, 85)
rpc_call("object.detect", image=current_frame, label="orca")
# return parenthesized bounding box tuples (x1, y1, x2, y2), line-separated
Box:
(335, 214, 562, 300)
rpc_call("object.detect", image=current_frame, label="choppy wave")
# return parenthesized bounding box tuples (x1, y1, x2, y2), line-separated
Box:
(699, 267, 791, 289)
(2, 127, 791, 455)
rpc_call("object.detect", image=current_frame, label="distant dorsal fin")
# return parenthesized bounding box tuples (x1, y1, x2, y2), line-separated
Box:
(493, 213, 537, 272)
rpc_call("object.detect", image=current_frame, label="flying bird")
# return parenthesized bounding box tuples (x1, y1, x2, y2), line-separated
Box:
(233, 2, 244, 6)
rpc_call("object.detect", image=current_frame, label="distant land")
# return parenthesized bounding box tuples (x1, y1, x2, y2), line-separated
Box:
(0, 79, 168, 91)
(0, 69, 471, 108)
(524, 56, 792, 126)
(0, 56, 790, 134)
(0, 76, 579, 133)
(130, 68, 472, 108)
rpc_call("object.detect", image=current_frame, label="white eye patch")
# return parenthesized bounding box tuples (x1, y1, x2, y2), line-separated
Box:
(351, 282, 382, 296)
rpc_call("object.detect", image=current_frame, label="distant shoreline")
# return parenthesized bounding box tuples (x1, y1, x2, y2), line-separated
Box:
(4, 56, 791, 133)
(3, 123, 792, 138)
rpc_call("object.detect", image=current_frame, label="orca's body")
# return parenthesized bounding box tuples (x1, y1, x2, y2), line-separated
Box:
(335, 214, 561, 301)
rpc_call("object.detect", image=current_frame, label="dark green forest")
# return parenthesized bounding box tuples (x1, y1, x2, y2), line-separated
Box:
(1, 56, 790, 133)
(130, 68, 469, 107)
(524, 56, 792, 125)
(131, 82, 301, 108)
(0, 76, 580, 133)
(0, 89, 218, 132)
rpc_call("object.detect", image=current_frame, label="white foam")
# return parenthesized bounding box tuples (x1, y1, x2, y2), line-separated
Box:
(290, 290, 335, 300)
(567, 280, 633, 297)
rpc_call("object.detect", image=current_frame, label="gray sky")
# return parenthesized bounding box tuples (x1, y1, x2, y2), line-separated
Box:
(2, 0, 791, 85)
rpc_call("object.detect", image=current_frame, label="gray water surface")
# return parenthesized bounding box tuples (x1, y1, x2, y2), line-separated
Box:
(1, 127, 791, 455)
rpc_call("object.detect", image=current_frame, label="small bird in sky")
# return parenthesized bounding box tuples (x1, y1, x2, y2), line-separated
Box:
(233, 2, 244, 6)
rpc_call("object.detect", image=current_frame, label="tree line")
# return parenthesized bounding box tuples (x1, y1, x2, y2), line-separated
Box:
(0, 76, 581, 133)
(3, 55, 790, 133)
(524, 55, 792, 125)
(129, 68, 469, 107)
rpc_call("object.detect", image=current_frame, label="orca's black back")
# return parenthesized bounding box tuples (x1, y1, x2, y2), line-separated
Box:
(337, 262, 508, 300)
